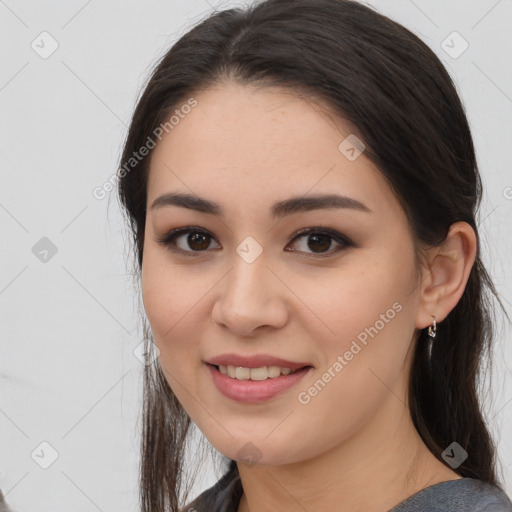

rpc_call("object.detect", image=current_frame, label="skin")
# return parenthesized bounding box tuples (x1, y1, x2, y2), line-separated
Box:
(141, 82, 477, 512)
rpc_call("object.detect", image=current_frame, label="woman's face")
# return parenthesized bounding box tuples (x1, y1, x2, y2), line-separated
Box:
(142, 82, 426, 466)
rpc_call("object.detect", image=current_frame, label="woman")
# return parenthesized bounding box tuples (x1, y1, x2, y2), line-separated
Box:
(116, 0, 512, 510)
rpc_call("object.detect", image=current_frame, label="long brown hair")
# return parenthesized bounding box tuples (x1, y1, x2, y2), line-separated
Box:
(116, 1, 509, 510)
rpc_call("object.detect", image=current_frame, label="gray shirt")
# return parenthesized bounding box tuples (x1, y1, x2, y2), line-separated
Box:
(181, 462, 512, 512)
(0, 490, 13, 512)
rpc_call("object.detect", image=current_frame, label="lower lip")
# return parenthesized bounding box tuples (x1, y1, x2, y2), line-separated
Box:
(206, 363, 313, 404)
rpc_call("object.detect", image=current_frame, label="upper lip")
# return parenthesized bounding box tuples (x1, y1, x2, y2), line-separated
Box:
(206, 353, 313, 370)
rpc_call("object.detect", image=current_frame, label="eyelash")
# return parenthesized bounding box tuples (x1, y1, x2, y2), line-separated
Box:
(156, 226, 354, 258)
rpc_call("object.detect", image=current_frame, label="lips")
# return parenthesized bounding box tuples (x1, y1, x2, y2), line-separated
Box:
(206, 362, 313, 403)
(206, 353, 313, 370)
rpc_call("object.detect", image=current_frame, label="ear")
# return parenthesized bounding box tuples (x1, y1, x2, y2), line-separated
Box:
(415, 221, 477, 330)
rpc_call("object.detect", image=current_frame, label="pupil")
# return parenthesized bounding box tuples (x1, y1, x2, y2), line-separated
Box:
(308, 234, 330, 252)
(189, 232, 209, 250)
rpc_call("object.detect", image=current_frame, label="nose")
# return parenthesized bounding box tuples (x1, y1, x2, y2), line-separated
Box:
(211, 255, 289, 337)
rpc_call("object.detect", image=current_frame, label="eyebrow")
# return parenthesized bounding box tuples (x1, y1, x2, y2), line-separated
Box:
(150, 192, 372, 218)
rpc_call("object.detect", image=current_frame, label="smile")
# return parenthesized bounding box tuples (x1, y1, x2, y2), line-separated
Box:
(217, 364, 302, 380)
(206, 363, 313, 403)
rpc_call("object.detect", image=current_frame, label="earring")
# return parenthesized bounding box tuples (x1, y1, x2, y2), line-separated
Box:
(427, 316, 437, 339)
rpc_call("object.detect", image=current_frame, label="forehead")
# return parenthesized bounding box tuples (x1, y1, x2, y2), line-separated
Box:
(146, 82, 401, 222)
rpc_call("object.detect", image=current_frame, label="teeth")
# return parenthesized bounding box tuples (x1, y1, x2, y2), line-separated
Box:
(218, 365, 300, 380)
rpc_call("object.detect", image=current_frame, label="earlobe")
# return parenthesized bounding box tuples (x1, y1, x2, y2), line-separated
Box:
(415, 221, 477, 330)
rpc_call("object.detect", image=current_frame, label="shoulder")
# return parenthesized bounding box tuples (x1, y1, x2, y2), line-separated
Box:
(390, 478, 512, 512)
(180, 461, 242, 512)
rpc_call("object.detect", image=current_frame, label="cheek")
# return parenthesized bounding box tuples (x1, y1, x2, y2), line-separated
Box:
(300, 256, 412, 342)
(141, 240, 191, 327)
(301, 250, 418, 386)
(141, 248, 189, 352)
(141, 255, 173, 335)
(287, 263, 418, 456)
(141, 260, 203, 413)
(141, 245, 211, 381)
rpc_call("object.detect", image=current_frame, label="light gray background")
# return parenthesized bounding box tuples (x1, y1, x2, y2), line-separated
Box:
(0, 0, 511, 510)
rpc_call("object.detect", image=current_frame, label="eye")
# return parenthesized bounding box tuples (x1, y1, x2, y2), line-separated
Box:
(286, 227, 353, 257)
(156, 227, 220, 256)
(156, 226, 353, 257)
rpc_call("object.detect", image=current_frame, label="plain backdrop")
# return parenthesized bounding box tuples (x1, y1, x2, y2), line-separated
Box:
(0, 0, 511, 510)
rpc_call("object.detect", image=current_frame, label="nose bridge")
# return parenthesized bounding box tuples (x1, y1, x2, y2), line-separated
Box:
(224, 231, 269, 303)
(213, 248, 288, 334)
(228, 252, 268, 302)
